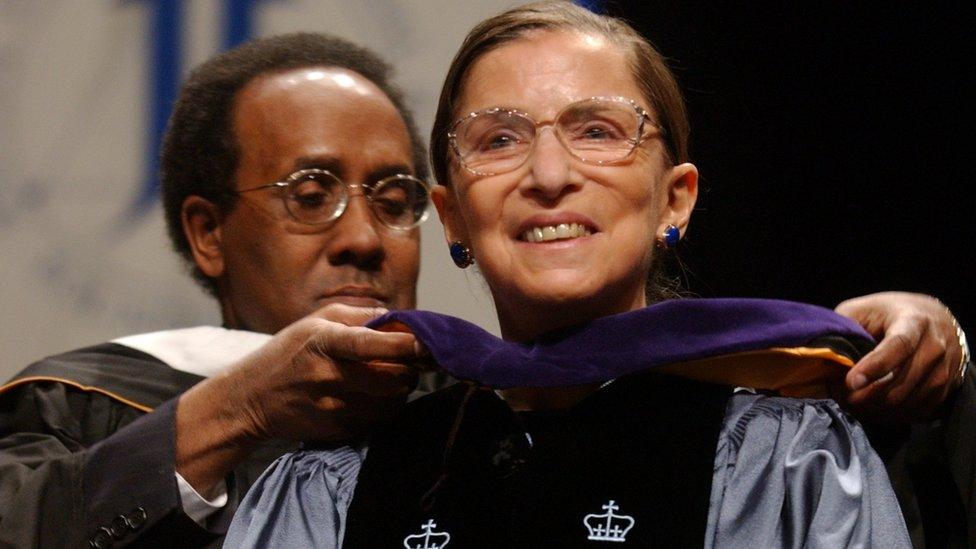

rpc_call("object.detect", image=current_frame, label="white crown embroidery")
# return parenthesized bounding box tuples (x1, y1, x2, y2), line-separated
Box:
(583, 500, 635, 543)
(403, 519, 451, 549)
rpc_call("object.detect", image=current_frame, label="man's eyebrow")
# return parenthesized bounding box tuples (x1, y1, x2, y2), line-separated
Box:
(289, 157, 415, 184)
(292, 156, 343, 177)
(368, 164, 416, 183)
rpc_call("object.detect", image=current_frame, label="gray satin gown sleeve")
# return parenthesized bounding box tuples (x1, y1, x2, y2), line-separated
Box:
(222, 445, 366, 548)
(706, 392, 911, 548)
(225, 394, 910, 548)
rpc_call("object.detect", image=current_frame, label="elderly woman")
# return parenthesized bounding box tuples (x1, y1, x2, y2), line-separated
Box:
(225, 3, 963, 547)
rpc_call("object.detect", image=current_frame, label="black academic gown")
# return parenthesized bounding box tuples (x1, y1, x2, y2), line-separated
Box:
(2, 338, 973, 547)
(343, 371, 732, 548)
(871, 367, 976, 548)
(0, 343, 293, 548)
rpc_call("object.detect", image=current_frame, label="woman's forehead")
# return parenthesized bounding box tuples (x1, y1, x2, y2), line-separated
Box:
(456, 30, 643, 117)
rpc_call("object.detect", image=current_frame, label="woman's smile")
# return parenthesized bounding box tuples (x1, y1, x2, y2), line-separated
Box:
(516, 213, 598, 244)
(519, 222, 592, 243)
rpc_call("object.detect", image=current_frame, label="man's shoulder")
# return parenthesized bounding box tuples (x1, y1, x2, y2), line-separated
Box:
(2, 337, 205, 411)
(26, 341, 174, 373)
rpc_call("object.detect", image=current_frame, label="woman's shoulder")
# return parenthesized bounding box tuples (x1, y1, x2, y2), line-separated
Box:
(707, 391, 911, 547)
(720, 391, 860, 461)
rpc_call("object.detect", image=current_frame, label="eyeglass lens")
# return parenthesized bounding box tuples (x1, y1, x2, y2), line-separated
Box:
(369, 176, 429, 228)
(283, 170, 428, 229)
(454, 98, 643, 175)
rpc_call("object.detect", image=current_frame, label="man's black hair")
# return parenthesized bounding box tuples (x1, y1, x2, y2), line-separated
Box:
(161, 32, 428, 296)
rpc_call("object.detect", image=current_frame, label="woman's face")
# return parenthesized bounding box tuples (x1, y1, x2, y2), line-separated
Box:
(435, 30, 697, 339)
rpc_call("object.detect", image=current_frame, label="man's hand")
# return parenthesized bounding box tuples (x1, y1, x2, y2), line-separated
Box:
(835, 291, 966, 420)
(175, 304, 425, 495)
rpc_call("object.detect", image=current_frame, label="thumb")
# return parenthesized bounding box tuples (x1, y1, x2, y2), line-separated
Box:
(309, 303, 390, 327)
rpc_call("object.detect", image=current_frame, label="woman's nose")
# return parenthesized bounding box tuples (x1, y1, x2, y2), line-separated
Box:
(522, 127, 578, 201)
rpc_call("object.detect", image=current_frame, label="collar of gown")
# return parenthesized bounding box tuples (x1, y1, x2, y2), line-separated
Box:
(113, 326, 272, 378)
(368, 298, 874, 392)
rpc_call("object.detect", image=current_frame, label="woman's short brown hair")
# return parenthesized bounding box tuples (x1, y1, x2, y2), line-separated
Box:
(429, 0, 690, 190)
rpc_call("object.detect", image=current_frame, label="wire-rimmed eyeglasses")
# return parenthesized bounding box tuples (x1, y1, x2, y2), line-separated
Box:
(448, 96, 664, 176)
(231, 168, 430, 230)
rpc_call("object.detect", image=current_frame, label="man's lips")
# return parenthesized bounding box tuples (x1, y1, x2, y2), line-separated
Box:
(318, 286, 388, 307)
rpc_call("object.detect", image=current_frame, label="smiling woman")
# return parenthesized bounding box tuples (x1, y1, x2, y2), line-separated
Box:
(224, 3, 912, 547)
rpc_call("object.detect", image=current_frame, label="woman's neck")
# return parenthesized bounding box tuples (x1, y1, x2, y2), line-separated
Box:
(500, 383, 603, 411)
(496, 291, 648, 343)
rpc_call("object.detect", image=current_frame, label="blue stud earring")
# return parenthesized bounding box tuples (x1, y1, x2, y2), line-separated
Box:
(662, 224, 680, 248)
(449, 241, 474, 268)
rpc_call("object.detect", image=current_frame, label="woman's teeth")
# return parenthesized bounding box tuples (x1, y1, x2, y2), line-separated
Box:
(521, 223, 593, 243)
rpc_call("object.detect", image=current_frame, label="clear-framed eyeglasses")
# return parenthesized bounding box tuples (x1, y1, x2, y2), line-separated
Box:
(232, 168, 430, 230)
(448, 96, 663, 176)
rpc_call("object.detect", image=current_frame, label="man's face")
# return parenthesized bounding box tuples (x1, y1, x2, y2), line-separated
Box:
(212, 67, 420, 334)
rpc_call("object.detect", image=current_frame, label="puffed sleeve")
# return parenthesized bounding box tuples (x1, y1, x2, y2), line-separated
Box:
(222, 445, 366, 548)
(706, 393, 911, 548)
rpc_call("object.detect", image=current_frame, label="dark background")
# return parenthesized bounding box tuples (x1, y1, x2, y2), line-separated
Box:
(615, 2, 974, 327)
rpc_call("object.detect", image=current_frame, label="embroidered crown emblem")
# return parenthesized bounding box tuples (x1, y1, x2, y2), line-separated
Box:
(403, 519, 451, 549)
(583, 500, 635, 543)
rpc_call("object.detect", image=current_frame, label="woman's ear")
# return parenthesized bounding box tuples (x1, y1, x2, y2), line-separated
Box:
(660, 162, 699, 237)
(432, 185, 470, 245)
(181, 195, 225, 278)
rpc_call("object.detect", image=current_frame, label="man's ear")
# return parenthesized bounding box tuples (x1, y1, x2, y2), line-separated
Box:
(432, 185, 470, 246)
(181, 196, 225, 278)
(659, 162, 699, 237)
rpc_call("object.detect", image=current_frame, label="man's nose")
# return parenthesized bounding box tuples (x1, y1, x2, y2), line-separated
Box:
(325, 192, 384, 269)
(521, 127, 579, 201)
